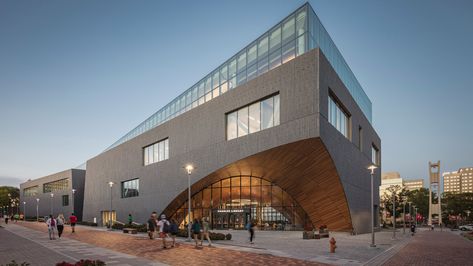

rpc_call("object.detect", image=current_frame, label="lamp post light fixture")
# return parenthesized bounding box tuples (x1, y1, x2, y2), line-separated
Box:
(185, 164, 194, 242)
(368, 164, 378, 247)
(50, 193, 54, 216)
(7, 193, 11, 216)
(408, 202, 412, 227)
(23, 201, 26, 221)
(108, 181, 114, 231)
(414, 207, 418, 227)
(72, 188, 76, 215)
(36, 198, 40, 222)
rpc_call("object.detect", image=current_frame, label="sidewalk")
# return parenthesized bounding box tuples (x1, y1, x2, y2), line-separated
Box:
(383, 229, 473, 265)
(13, 221, 325, 266)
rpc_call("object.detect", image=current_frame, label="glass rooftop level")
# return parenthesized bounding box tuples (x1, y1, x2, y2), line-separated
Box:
(104, 3, 372, 152)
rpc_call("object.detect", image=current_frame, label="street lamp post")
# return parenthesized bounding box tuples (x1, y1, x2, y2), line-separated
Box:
(403, 201, 406, 235)
(50, 193, 54, 216)
(368, 164, 378, 247)
(108, 182, 114, 230)
(415, 207, 418, 227)
(185, 164, 194, 242)
(36, 198, 40, 222)
(23, 202, 26, 220)
(72, 188, 76, 215)
(8, 193, 11, 216)
(408, 202, 412, 227)
(392, 191, 396, 239)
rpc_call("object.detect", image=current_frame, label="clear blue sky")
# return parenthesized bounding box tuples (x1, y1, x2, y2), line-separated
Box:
(1, 0, 472, 187)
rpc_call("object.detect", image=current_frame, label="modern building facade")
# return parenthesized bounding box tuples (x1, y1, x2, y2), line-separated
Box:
(443, 167, 473, 193)
(19, 169, 86, 220)
(80, 3, 380, 234)
(380, 172, 403, 196)
(403, 178, 424, 191)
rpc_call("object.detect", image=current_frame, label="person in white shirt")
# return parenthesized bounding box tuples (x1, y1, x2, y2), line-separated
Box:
(56, 214, 65, 238)
(46, 215, 57, 240)
(157, 214, 170, 249)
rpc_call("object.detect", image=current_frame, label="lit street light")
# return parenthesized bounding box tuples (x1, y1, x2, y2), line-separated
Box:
(23, 201, 26, 220)
(185, 164, 194, 242)
(36, 198, 40, 222)
(108, 181, 114, 230)
(50, 193, 54, 216)
(368, 164, 378, 247)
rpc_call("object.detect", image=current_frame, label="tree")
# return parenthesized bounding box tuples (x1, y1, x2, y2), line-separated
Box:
(405, 188, 430, 223)
(380, 185, 410, 225)
(442, 192, 473, 225)
(0, 186, 20, 215)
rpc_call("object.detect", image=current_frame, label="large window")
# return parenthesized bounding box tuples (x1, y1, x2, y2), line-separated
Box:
(328, 95, 350, 139)
(122, 179, 139, 198)
(144, 138, 169, 166)
(23, 186, 38, 197)
(62, 195, 69, 206)
(43, 179, 69, 193)
(372, 145, 379, 165)
(227, 94, 280, 140)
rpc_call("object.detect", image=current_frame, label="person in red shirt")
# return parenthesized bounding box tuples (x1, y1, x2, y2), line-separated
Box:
(69, 213, 77, 233)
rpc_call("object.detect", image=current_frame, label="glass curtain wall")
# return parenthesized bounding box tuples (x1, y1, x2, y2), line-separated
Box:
(23, 186, 38, 197)
(170, 176, 308, 231)
(105, 3, 372, 151)
(43, 179, 69, 193)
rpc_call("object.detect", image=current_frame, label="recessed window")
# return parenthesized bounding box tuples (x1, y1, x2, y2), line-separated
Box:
(144, 138, 169, 166)
(122, 179, 139, 198)
(358, 126, 363, 151)
(62, 195, 69, 206)
(372, 144, 380, 165)
(23, 186, 38, 197)
(328, 94, 350, 139)
(43, 179, 69, 193)
(227, 94, 280, 140)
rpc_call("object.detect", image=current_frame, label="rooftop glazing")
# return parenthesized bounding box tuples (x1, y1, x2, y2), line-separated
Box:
(105, 3, 372, 151)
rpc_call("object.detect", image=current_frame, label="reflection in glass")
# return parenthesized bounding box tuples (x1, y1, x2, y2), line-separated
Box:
(249, 102, 261, 133)
(227, 112, 237, 140)
(261, 97, 274, 129)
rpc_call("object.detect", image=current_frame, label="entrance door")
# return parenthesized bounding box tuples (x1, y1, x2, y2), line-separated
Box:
(101, 210, 116, 227)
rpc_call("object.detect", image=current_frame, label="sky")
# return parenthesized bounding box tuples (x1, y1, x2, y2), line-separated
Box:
(1, 0, 472, 188)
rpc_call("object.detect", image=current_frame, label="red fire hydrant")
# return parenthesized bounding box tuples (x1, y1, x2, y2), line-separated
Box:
(330, 237, 337, 253)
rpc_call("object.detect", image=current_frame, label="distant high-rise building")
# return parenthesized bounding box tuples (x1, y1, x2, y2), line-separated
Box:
(403, 179, 424, 191)
(380, 172, 403, 196)
(443, 167, 473, 193)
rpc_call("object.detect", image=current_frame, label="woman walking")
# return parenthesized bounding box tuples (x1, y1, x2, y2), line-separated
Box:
(200, 217, 212, 247)
(191, 218, 202, 247)
(46, 215, 57, 240)
(56, 214, 65, 238)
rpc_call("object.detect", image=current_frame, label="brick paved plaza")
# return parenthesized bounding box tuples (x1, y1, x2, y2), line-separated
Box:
(2, 221, 473, 265)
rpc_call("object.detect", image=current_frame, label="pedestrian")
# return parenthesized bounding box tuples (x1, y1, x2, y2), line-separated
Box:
(47, 215, 57, 240)
(410, 223, 416, 236)
(200, 217, 212, 247)
(431, 224, 434, 231)
(69, 213, 77, 233)
(128, 213, 133, 225)
(157, 214, 171, 249)
(147, 214, 157, 239)
(191, 218, 202, 247)
(5, 215, 9, 224)
(14, 213, 19, 223)
(169, 219, 178, 247)
(246, 220, 255, 244)
(56, 214, 65, 238)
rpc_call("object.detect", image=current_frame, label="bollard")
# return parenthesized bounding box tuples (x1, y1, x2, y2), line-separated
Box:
(329, 237, 337, 253)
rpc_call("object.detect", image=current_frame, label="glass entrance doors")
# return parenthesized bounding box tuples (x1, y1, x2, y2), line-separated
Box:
(101, 210, 116, 227)
(212, 208, 250, 229)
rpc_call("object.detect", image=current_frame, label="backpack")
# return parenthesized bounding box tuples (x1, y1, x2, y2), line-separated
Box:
(163, 221, 171, 233)
(245, 222, 251, 230)
(170, 223, 178, 233)
(50, 218, 56, 227)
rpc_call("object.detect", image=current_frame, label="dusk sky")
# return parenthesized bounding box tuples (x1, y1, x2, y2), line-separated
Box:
(1, 0, 472, 188)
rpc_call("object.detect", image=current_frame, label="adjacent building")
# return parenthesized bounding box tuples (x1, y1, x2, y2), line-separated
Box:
(20, 3, 381, 234)
(443, 167, 473, 193)
(403, 179, 424, 191)
(19, 169, 86, 221)
(380, 172, 403, 197)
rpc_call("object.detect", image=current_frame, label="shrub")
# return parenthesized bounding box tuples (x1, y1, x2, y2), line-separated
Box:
(56, 259, 105, 266)
(209, 232, 226, 240)
(225, 233, 232, 240)
(76, 221, 98, 227)
(2, 260, 29, 266)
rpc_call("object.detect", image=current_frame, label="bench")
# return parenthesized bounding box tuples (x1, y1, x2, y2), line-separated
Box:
(123, 228, 138, 234)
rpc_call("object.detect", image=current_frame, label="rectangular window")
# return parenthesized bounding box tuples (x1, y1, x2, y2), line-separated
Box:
(328, 94, 350, 139)
(269, 26, 281, 54)
(23, 186, 38, 197)
(258, 34, 269, 59)
(247, 43, 257, 66)
(122, 178, 139, 198)
(227, 111, 237, 140)
(237, 107, 249, 137)
(144, 138, 169, 166)
(62, 195, 69, 206)
(43, 179, 69, 193)
(237, 51, 246, 73)
(372, 145, 379, 165)
(282, 40, 295, 63)
(226, 93, 279, 140)
(282, 15, 295, 44)
(358, 126, 363, 151)
(269, 50, 281, 70)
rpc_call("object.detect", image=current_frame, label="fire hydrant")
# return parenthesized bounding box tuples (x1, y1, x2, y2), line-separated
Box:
(329, 237, 337, 253)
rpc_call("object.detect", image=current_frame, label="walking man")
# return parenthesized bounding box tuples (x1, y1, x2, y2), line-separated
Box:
(246, 220, 255, 244)
(56, 214, 65, 238)
(200, 217, 212, 247)
(157, 214, 171, 249)
(69, 213, 77, 233)
(192, 218, 202, 247)
(128, 213, 133, 225)
(47, 215, 57, 240)
(147, 214, 157, 239)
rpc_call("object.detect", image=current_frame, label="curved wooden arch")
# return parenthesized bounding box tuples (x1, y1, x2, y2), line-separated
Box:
(163, 138, 353, 231)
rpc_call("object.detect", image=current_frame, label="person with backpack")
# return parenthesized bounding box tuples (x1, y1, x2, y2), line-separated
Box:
(147, 213, 157, 239)
(191, 218, 202, 247)
(169, 219, 179, 247)
(128, 213, 133, 225)
(157, 214, 170, 249)
(200, 217, 212, 247)
(246, 220, 255, 244)
(47, 215, 57, 240)
(56, 214, 65, 238)
(69, 213, 77, 233)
